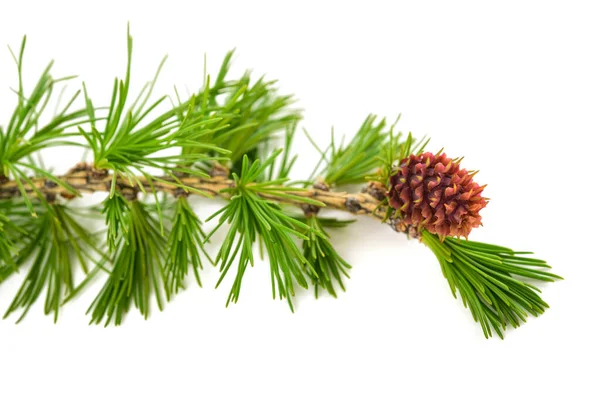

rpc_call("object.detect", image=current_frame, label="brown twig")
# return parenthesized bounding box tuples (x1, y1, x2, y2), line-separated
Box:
(0, 162, 415, 234)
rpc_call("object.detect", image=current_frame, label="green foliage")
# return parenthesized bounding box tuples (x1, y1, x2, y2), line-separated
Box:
(2, 204, 99, 322)
(265, 122, 298, 182)
(0, 36, 85, 213)
(305, 114, 429, 190)
(182, 50, 301, 172)
(165, 197, 212, 293)
(0, 212, 17, 272)
(0, 199, 47, 281)
(206, 153, 324, 310)
(88, 199, 168, 326)
(302, 216, 353, 298)
(374, 130, 428, 184)
(421, 230, 562, 338)
(103, 193, 130, 252)
(397, 132, 429, 164)
(79, 27, 230, 198)
(306, 115, 388, 187)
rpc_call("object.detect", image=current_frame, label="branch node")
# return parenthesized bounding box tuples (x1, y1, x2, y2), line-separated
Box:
(345, 197, 362, 213)
(388, 217, 420, 239)
(173, 187, 189, 198)
(301, 203, 320, 217)
(67, 162, 90, 174)
(301, 180, 330, 217)
(313, 180, 330, 192)
(44, 180, 58, 189)
(362, 181, 387, 201)
(91, 167, 108, 181)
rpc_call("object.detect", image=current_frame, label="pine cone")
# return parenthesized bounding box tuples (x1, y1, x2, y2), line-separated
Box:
(388, 152, 487, 238)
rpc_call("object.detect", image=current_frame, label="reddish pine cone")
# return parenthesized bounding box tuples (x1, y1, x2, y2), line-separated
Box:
(388, 152, 487, 238)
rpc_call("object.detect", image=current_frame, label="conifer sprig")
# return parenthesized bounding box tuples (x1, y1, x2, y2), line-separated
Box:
(179, 49, 301, 175)
(165, 196, 212, 293)
(0, 29, 560, 337)
(79, 27, 230, 200)
(302, 216, 353, 298)
(421, 225, 561, 338)
(206, 153, 324, 310)
(3, 203, 99, 323)
(306, 115, 387, 187)
(0, 199, 44, 278)
(0, 36, 85, 213)
(88, 198, 168, 326)
(0, 213, 15, 272)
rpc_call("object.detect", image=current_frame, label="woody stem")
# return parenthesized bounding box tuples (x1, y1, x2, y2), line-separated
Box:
(0, 163, 409, 232)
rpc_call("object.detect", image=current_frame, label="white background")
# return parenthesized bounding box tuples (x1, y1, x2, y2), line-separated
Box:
(1, 1, 599, 399)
